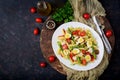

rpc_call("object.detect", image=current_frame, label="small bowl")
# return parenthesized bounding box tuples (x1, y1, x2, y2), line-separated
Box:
(46, 20, 56, 29)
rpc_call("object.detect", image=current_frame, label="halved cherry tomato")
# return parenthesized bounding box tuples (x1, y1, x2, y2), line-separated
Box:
(72, 31, 78, 35)
(62, 44, 68, 49)
(66, 38, 71, 43)
(90, 55, 95, 61)
(86, 52, 90, 55)
(69, 53, 74, 62)
(77, 30, 81, 36)
(72, 30, 80, 36)
(80, 31, 86, 36)
(82, 59, 87, 65)
(82, 50, 86, 54)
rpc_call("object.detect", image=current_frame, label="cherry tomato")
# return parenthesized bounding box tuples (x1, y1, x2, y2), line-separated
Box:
(35, 18, 42, 23)
(86, 52, 90, 55)
(39, 62, 46, 68)
(48, 56, 56, 62)
(72, 30, 79, 35)
(69, 53, 74, 62)
(62, 44, 68, 50)
(83, 13, 90, 19)
(77, 30, 81, 36)
(80, 31, 86, 36)
(66, 38, 71, 43)
(90, 55, 95, 61)
(30, 7, 37, 13)
(105, 29, 112, 37)
(81, 50, 86, 54)
(33, 28, 40, 35)
(72, 31, 78, 35)
(82, 59, 87, 65)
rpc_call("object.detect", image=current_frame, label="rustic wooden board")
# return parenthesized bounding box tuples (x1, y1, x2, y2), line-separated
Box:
(40, 17, 115, 75)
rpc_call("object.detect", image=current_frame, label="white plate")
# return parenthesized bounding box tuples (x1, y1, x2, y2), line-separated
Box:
(52, 22, 104, 71)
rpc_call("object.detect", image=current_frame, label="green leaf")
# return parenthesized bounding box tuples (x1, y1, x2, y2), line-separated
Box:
(77, 57, 81, 64)
(51, 0, 74, 23)
(92, 53, 96, 59)
(69, 16, 73, 20)
(57, 41, 63, 51)
(64, 19, 69, 23)
(67, 27, 72, 34)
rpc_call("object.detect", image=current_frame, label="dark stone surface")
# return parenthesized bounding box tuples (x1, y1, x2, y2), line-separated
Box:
(0, 0, 120, 80)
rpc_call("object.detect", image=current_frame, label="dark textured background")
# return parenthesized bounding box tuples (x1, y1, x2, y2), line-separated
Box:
(0, 0, 120, 80)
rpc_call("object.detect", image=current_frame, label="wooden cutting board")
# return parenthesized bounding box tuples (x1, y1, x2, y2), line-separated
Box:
(40, 16, 115, 75)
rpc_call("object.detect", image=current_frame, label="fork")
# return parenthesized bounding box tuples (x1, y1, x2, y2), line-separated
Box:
(92, 16, 112, 54)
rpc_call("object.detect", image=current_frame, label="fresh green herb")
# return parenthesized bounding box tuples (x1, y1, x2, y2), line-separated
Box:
(92, 52, 96, 59)
(51, 1, 74, 23)
(77, 57, 81, 64)
(57, 41, 63, 51)
(68, 45, 81, 51)
(91, 46, 95, 52)
(67, 27, 72, 34)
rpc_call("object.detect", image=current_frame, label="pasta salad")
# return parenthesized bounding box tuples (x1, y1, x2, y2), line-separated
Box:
(57, 27, 99, 65)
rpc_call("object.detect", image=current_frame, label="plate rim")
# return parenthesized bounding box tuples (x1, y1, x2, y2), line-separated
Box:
(52, 21, 104, 71)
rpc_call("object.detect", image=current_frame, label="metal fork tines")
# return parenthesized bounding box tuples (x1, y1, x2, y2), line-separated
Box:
(92, 16, 112, 54)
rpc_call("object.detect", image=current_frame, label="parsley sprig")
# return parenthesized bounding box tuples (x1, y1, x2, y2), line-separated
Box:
(52, 1, 74, 23)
